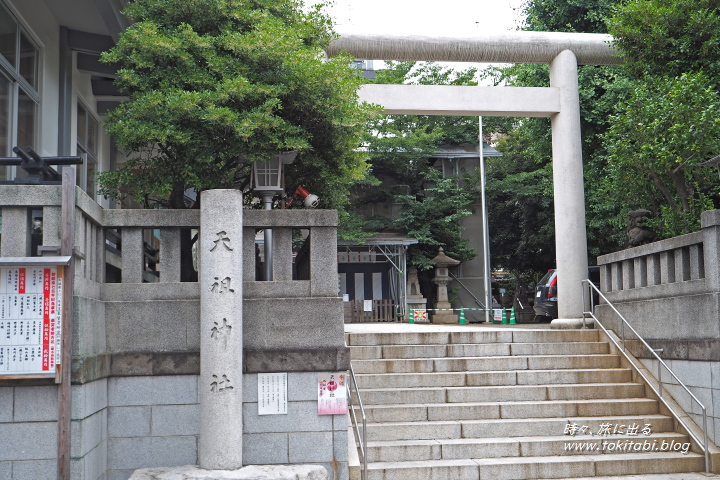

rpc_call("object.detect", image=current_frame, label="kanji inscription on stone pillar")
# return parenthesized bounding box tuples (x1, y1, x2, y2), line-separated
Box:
(199, 190, 243, 470)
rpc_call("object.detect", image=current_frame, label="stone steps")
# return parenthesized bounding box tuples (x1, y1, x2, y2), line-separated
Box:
(355, 367, 632, 388)
(347, 327, 705, 479)
(366, 432, 693, 462)
(363, 415, 677, 441)
(350, 341, 610, 359)
(357, 382, 645, 405)
(352, 354, 621, 374)
(361, 452, 704, 480)
(354, 398, 660, 423)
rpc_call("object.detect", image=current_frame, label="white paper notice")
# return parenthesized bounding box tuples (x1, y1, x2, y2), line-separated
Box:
(0, 266, 61, 376)
(258, 372, 287, 415)
(318, 372, 347, 415)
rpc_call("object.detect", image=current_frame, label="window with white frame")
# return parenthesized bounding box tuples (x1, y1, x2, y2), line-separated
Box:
(76, 102, 98, 198)
(0, 2, 38, 181)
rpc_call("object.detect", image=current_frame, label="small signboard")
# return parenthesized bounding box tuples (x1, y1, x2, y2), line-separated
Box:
(363, 300, 372, 312)
(493, 309, 504, 323)
(258, 372, 288, 415)
(0, 265, 63, 377)
(413, 309, 429, 322)
(318, 372, 347, 415)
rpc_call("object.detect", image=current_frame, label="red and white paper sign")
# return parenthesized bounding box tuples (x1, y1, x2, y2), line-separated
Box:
(0, 266, 62, 375)
(318, 372, 347, 415)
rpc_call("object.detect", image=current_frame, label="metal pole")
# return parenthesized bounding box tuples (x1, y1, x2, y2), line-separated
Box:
(262, 193, 273, 281)
(479, 116, 492, 323)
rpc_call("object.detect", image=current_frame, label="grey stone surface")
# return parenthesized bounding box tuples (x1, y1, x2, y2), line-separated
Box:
(244, 298, 344, 350)
(108, 406, 151, 438)
(129, 464, 328, 480)
(107, 436, 197, 470)
(333, 414, 348, 432)
(242, 433, 289, 464)
(199, 189, 244, 470)
(333, 431, 348, 463)
(286, 372, 318, 402)
(71, 409, 107, 458)
(159, 228, 182, 283)
(73, 296, 107, 357)
(10, 459, 56, 480)
(72, 378, 108, 420)
(103, 209, 199, 228)
(101, 283, 200, 302)
(110, 352, 200, 377)
(243, 227, 257, 282)
(242, 282, 311, 299)
(310, 227, 338, 297)
(326, 462, 348, 480)
(105, 299, 198, 353)
(0, 185, 61, 207)
(595, 293, 720, 341)
(243, 373, 324, 403)
(669, 359, 712, 388)
(151, 404, 200, 437)
(244, 209, 337, 228)
(41, 205, 62, 251)
(13, 386, 57, 421)
(0, 388, 12, 422)
(1, 207, 30, 257)
(289, 432, 333, 463)
(244, 347, 349, 373)
(109, 469, 136, 480)
(72, 352, 112, 385)
(121, 227, 144, 283)
(0, 462, 9, 480)
(243, 401, 333, 434)
(108, 375, 198, 407)
(273, 227, 293, 281)
(77, 441, 108, 480)
(0, 422, 57, 461)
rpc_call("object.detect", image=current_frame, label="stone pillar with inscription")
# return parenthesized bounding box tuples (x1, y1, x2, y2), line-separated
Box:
(199, 189, 243, 470)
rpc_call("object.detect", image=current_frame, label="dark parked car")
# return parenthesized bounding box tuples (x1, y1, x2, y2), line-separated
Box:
(533, 267, 600, 321)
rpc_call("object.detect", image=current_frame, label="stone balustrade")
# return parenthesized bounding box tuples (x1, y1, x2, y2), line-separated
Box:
(596, 210, 720, 344)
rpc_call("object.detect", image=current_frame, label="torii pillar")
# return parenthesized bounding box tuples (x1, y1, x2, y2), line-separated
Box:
(548, 50, 588, 326)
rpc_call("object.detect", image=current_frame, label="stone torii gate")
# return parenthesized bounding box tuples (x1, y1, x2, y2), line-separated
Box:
(328, 31, 622, 325)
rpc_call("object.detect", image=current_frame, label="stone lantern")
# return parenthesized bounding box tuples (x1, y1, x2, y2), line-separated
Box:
(431, 247, 460, 324)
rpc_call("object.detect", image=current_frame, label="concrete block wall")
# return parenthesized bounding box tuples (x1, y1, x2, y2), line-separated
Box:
(71, 379, 108, 480)
(106, 376, 198, 480)
(639, 358, 720, 448)
(104, 374, 348, 480)
(0, 386, 59, 480)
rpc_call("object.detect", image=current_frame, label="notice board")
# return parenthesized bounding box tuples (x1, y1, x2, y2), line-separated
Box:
(0, 265, 63, 377)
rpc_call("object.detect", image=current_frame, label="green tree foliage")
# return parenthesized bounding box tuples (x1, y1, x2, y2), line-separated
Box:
(608, 0, 720, 78)
(603, 0, 720, 237)
(602, 73, 720, 236)
(98, 0, 375, 210)
(352, 61, 481, 269)
(483, 0, 632, 279)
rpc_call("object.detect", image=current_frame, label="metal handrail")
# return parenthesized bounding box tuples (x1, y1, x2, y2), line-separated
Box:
(582, 279, 710, 473)
(449, 272, 486, 309)
(347, 363, 367, 480)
